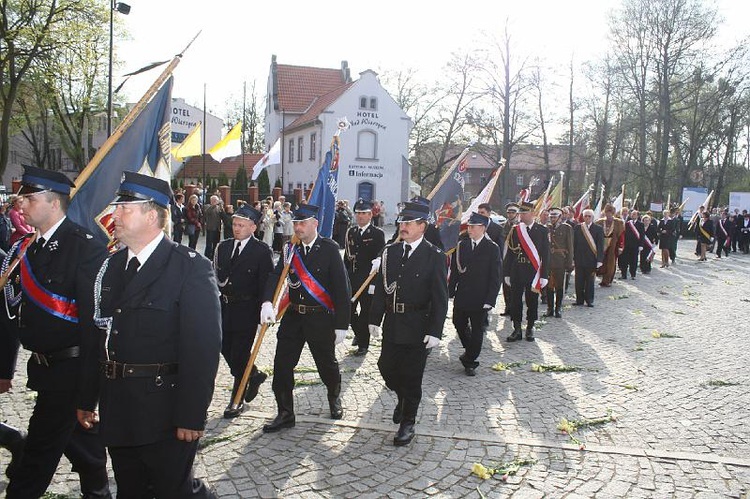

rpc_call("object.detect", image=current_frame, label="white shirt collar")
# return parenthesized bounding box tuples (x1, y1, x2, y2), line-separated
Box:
(234, 235, 253, 253)
(127, 232, 164, 269)
(357, 223, 370, 233)
(470, 235, 484, 245)
(303, 234, 318, 252)
(38, 216, 66, 244)
(403, 236, 423, 254)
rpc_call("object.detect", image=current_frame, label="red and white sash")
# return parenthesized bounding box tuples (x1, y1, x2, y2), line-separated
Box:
(516, 223, 545, 292)
(627, 220, 641, 240)
(642, 230, 656, 262)
(718, 219, 731, 247)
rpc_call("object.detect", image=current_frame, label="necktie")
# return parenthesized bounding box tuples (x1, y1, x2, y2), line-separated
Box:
(401, 244, 411, 265)
(124, 257, 140, 285)
(231, 241, 241, 262)
(32, 236, 46, 254)
(472, 241, 477, 252)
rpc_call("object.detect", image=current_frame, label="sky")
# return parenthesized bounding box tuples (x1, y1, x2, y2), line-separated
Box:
(115, 0, 750, 127)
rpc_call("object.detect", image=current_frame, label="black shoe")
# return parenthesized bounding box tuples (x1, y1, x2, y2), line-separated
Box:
(506, 332, 522, 342)
(554, 311, 562, 318)
(393, 399, 403, 424)
(631, 276, 636, 280)
(525, 326, 535, 342)
(542, 309, 554, 317)
(245, 371, 268, 403)
(499, 310, 510, 316)
(353, 347, 368, 356)
(223, 401, 245, 419)
(586, 303, 594, 307)
(0, 424, 26, 479)
(262, 412, 296, 433)
(393, 422, 415, 446)
(464, 366, 476, 376)
(572, 302, 584, 306)
(329, 396, 344, 419)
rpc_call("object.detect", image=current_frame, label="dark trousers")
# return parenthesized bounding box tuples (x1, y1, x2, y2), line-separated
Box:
(639, 248, 653, 274)
(351, 293, 373, 349)
(204, 229, 220, 260)
(271, 312, 341, 396)
(109, 438, 215, 498)
(6, 390, 109, 499)
(173, 226, 184, 245)
(619, 248, 638, 277)
(452, 308, 488, 367)
(378, 340, 428, 423)
(508, 278, 539, 323)
(731, 233, 738, 252)
(501, 282, 511, 313)
(716, 237, 729, 257)
(187, 229, 199, 250)
(222, 324, 259, 378)
(546, 268, 565, 312)
(574, 267, 596, 305)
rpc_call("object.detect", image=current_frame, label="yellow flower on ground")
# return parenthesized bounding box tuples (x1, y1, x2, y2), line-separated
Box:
(652, 330, 661, 338)
(471, 463, 493, 480)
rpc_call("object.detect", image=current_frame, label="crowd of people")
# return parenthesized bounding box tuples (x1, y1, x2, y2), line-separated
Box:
(2, 167, 750, 497)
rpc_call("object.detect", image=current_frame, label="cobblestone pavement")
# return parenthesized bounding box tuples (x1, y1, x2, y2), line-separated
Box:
(2, 237, 750, 498)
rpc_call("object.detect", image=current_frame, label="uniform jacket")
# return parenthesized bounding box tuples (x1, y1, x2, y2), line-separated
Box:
(503, 222, 550, 283)
(263, 236, 351, 330)
(547, 221, 574, 271)
(573, 222, 605, 269)
(486, 221, 503, 247)
(370, 240, 448, 344)
(696, 218, 714, 244)
(624, 219, 645, 250)
(344, 224, 386, 293)
(642, 222, 659, 249)
(92, 237, 221, 447)
(171, 203, 186, 229)
(448, 237, 501, 311)
(214, 236, 274, 332)
(0, 218, 105, 405)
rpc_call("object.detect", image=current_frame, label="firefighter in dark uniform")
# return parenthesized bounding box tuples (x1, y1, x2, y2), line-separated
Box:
(344, 199, 385, 356)
(0, 166, 111, 498)
(448, 212, 501, 376)
(369, 202, 448, 446)
(260, 204, 351, 433)
(503, 201, 550, 342)
(79, 172, 221, 498)
(545, 207, 573, 318)
(499, 202, 520, 315)
(214, 204, 274, 418)
(387, 196, 444, 250)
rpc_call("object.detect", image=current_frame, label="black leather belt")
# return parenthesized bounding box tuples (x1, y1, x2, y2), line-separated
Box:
(289, 303, 328, 314)
(392, 302, 428, 314)
(220, 294, 253, 304)
(29, 346, 80, 367)
(101, 361, 178, 380)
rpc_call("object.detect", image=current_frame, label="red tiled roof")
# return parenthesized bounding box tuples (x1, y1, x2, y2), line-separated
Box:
(180, 153, 264, 180)
(286, 82, 355, 131)
(277, 64, 347, 112)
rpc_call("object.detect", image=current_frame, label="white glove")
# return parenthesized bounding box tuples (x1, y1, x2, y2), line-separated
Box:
(539, 278, 548, 289)
(423, 335, 440, 349)
(483, 304, 492, 310)
(334, 329, 347, 345)
(260, 301, 276, 324)
(638, 246, 643, 251)
(367, 284, 375, 295)
(504, 276, 511, 286)
(370, 257, 381, 274)
(368, 324, 382, 338)
(596, 261, 603, 269)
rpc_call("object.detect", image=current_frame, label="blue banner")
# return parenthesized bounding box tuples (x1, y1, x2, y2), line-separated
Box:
(429, 155, 467, 250)
(68, 77, 173, 245)
(307, 135, 340, 238)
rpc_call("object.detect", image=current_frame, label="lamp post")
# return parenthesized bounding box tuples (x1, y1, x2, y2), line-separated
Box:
(107, 1, 131, 138)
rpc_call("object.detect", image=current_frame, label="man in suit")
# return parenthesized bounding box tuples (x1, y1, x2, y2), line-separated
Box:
(499, 203, 520, 316)
(620, 209, 644, 279)
(448, 212, 501, 376)
(545, 207, 573, 318)
(369, 201, 448, 446)
(203, 195, 223, 260)
(344, 199, 386, 356)
(1, 166, 111, 498)
(214, 205, 274, 418)
(573, 209, 604, 307)
(503, 201, 549, 342)
(259, 204, 351, 433)
(78, 172, 221, 498)
(171, 192, 187, 244)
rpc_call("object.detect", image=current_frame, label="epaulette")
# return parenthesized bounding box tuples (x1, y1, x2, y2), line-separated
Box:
(172, 242, 202, 261)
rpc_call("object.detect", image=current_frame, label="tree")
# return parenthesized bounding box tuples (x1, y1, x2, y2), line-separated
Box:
(223, 80, 264, 154)
(234, 165, 248, 192)
(257, 169, 270, 196)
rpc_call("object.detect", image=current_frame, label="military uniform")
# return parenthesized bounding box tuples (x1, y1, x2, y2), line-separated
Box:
(214, 205, 274, 418)
(545, 210, 573, 317)
(344, 201, 385, 355)
(500, 203, 520, 315)
(89, 172, 221, 498)
(1, 166, 110, 498)
(573, 220, 604, 306)
(448, 213, 501, 375)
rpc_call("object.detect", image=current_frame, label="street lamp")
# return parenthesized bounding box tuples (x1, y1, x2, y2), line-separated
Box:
(107, 1, 131, 137)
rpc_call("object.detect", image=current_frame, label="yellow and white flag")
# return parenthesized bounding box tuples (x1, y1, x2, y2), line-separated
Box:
(209, 122, 242, 162)
(171, 122, 202, 161)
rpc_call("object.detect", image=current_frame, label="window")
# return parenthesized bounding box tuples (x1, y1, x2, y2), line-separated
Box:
(288, 139, 295, 163)
(288, 182, 293, 193)
(359, 96, 367, 109)
(369, 97, 377, 110)
(309, 133, 317, 160)
(9, 150, 17, 164)
(516, 175, 525, 187)
(480, 174, 487, 185)
(357, 130, 377, 160)
(297, 137, 303, 162)
(303, 183, 308, 191)
(464, 172, 472, 182)
(296, 182, 302, 189)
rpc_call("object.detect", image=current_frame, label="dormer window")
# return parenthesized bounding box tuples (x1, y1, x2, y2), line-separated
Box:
(359, 96, 367, 109)
(369, 97, 377, 110)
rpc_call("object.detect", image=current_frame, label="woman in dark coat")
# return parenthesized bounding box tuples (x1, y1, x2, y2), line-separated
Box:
(657, 210, 674, 268)
(640, 214, 659, 274)
(695, 211, 714, 261)
(186, 193, 203, 250)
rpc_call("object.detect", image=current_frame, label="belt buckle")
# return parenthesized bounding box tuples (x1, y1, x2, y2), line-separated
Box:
(32, 352, 49, 367)
(102, 361, 117, 380)
(298, 304, 307, 314)
(395, 302, 405, 313)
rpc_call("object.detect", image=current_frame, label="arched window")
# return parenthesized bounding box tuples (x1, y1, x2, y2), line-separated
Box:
(357, 130, 377, 160)
(359, 96, 368, 109)
(369, 97, 377, 110)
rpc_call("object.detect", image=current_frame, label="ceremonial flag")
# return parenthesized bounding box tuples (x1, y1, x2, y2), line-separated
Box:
(68, 77, 174, 245)
(592, 184, 606, 220)
(612, 184, 625, 213)
(428, 148, 470, 251)
(533, 177, 553, 216)
(171, 122, 201, 161)
(687, 190, 714, 230)
(572, 184, 594, 221)
(209, 122, 242, 162)
(632, 191, 640, 210)
(308, 135, 342, 238)
(460, 163, 504, 226)
(251, 138, 281, 180)
(518, 188, 530, 203)
(546, 171, 565, 211)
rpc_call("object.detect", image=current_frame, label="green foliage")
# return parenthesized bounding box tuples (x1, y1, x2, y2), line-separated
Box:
(217, 172, 229, 187)
(258, 169, 270, 196)
(234, 165, 248, 192)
